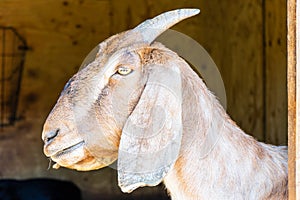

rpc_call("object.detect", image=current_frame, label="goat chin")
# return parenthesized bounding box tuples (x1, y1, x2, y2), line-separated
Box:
(163, 63, 288, 200)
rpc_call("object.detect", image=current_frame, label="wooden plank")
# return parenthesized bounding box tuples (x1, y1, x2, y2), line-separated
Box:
(110, 0, 150, 34)
(296, 0, 300, 198)
(214, 1, 264, 141)
(264, 0, 287, 145)
(219, 1, 264, 142)
(287, 0, 296, 199)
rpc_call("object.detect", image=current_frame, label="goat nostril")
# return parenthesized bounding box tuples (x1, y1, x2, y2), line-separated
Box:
(45, 128, 60, 143)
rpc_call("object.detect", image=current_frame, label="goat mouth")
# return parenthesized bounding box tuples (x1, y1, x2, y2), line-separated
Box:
(52, 141, 85, 158)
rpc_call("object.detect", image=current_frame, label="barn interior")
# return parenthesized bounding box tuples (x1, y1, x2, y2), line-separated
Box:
(0, 0, 287, 199)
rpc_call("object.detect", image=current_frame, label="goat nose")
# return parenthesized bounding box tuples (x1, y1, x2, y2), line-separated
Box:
(43, 128, 60, 144)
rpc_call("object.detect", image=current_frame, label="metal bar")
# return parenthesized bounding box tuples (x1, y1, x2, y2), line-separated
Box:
(10, 29, 17, 125)
(0, 27, 27, 127)
(12, 32, 26, 125)
(1, 28, 6, 127)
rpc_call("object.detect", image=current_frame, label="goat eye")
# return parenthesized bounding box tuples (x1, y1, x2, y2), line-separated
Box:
(117, 66, 132, 75)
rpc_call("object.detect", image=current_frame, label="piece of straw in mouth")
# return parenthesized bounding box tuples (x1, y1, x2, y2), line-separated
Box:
(53, 163, 61, 169)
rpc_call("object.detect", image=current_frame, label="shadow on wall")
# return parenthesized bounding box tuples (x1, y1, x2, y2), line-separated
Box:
(0, 178, 171, 200)
(0, 178, 81, 200)
(84, 184, 171, 200)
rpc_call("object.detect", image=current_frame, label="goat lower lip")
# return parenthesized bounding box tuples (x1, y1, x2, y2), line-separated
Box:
(53, 141, 84, 158)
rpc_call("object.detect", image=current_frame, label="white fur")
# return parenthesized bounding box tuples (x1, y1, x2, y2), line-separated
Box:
(163, 64, 288, 199)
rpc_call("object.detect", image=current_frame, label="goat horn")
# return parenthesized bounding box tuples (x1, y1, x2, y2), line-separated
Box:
(133, 8, 200, 44)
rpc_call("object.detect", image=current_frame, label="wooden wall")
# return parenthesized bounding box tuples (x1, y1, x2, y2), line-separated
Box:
(0, 0, 287, 199)
(265, 0, 287, 144)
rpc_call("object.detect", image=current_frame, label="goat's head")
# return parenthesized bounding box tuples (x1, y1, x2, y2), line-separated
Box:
(42, 9, 200, 192)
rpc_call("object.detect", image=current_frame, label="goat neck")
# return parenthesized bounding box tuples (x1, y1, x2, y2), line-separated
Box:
(163, 64, 288, 200)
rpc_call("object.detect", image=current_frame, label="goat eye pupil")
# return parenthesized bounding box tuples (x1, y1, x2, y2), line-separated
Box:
(117, 66, 132, 75)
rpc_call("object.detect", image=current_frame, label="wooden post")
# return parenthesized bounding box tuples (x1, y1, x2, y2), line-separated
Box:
(288, 0, 296, 199)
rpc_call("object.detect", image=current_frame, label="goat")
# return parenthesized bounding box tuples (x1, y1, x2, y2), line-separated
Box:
(42, 9, 288, 199)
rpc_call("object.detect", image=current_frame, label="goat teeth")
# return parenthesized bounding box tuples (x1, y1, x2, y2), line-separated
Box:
(53, 163, 60, 169)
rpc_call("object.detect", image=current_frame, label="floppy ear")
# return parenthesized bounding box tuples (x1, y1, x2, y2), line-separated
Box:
(117, 63, 182, 193)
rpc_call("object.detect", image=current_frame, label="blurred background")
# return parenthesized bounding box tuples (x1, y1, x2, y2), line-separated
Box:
(0, 0, 287, 199)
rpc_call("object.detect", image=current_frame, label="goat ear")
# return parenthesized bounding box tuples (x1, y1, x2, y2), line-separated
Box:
(117, 63, 182, 193)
